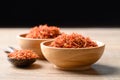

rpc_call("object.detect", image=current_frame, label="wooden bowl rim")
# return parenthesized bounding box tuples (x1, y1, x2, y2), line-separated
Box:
(17, 33, 54, 41)
(41, 40, 105, 50)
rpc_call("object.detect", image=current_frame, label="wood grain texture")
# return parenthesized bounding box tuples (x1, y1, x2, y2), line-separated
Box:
(0, 28, 120, 80)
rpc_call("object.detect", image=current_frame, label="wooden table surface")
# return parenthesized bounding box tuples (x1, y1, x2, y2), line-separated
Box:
(0, 28, 120, 80)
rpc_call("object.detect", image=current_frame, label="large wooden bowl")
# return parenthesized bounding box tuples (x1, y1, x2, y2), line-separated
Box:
(17, 33, 53, 59)
(41, 40, 105, 70)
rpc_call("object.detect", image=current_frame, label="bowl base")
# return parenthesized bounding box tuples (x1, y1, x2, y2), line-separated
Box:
(54, 65, 91, 71)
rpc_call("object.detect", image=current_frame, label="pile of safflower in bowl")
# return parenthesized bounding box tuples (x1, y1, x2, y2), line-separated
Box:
(41, 33, 105, 70)
(17, 24, 62, 59)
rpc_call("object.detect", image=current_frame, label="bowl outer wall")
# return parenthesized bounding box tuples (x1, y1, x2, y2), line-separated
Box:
(17, 33, 53, 59)
(41, 40, 105, 68)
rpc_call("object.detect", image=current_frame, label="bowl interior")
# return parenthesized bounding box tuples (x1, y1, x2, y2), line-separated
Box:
(20, 33, 26, 37)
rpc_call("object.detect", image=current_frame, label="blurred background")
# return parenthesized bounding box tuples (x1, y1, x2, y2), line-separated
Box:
(0, 1, 120, 28)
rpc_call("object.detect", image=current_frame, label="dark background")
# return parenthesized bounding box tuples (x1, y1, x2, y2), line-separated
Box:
(0, 1, 120, 28)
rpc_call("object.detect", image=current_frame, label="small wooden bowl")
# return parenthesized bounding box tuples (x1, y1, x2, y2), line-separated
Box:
(17, 33, 53, 59)
(41, 40, 105, 70)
